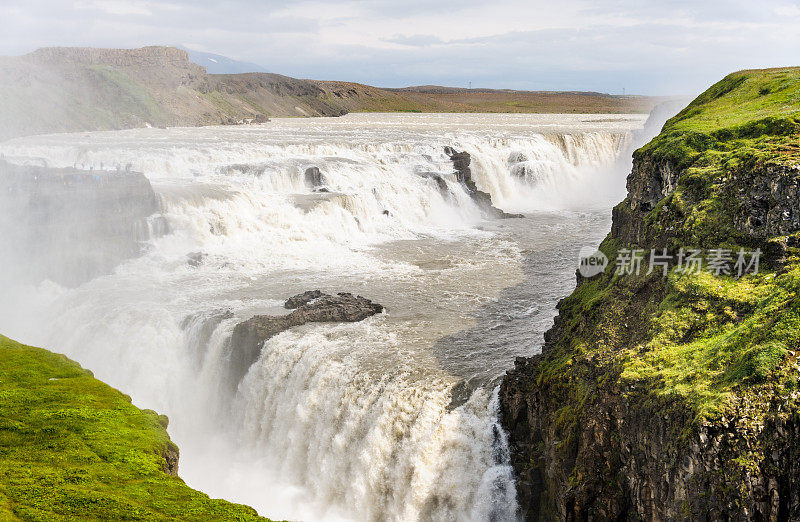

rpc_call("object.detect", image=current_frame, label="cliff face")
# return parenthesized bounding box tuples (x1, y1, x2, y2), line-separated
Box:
(500, 68, 800, 520)
(0, 160, 163, 286)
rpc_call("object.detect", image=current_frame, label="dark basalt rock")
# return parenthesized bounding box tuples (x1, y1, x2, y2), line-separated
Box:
(501, 350, 800, 521)
(304, 166, 326, 190)
(284, 289, 325, 309)
(511, 163, 535, 180)
(508, 151, 535, 180)
(508, 151, 529, 164)
(419, 171, 452, 199)
(186, 251, 207, 267)
(611, 157, 800, 266)
(228, 292, 384, 386)
(162, 442, 179, 476)
(443, 146, 523, 219)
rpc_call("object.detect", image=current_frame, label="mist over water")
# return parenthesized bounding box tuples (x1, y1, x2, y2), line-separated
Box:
(0, 113, 646, 521)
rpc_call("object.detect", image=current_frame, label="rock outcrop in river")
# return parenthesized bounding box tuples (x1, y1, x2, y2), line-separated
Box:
(444, 146, 523, 219)
(500, 68, 800, 520)
(228, 292, 384, 386)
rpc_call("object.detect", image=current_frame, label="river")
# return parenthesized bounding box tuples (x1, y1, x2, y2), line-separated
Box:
(0, 112, 646, 521)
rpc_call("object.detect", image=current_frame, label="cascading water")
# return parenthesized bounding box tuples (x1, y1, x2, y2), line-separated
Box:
(0, 112, 646, 521)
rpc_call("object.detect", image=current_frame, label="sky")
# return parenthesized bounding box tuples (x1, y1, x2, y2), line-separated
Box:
(1, 0, 799, 95)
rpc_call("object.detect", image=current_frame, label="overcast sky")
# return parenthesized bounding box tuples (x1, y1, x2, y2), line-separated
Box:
(1, 0, 799, 95)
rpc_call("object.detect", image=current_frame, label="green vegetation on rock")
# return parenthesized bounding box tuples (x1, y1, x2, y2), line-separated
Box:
(0, 334, 266, 521)
(538, 67, 800, 420)
(621, 266, 799, 415)
(501, 67, 800, 519)
(631, 68, 800, 250)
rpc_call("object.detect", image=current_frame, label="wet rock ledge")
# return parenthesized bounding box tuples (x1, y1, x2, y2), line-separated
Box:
(228, 291, 384, 385)
(0, 159, 163, 286)
(444, 146, 523, 219)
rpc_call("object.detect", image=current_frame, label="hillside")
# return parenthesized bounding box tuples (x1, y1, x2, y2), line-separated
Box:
(0, 46, 663, 140)
(500, 67, 800, 519)
(0, 334, 268, 520)
(313, 81, 662, 114)
(0, 46, 346, 140)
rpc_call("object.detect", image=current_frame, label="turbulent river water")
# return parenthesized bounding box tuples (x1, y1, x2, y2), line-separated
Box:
(0, 113, 647, 521)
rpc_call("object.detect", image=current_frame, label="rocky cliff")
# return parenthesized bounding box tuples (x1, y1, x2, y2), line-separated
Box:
(0, 159, 163, 286)
(500, 68, 800, 520)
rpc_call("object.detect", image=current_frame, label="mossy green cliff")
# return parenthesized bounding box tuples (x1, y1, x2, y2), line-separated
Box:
(500, 67, 800, 520)
(0, 334, 267, 521)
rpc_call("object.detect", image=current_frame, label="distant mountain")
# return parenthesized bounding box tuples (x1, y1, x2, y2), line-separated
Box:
(176, 46, 269, 74)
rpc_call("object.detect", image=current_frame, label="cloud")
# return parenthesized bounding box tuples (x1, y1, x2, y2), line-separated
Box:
(1, 0, 798, 94)
(774, 4, 800, 16)
(74, 0, 154, 16)
(382, 34, 445, 47)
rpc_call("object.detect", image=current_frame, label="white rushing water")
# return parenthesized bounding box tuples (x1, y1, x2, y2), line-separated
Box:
(0, 113, 646, 521)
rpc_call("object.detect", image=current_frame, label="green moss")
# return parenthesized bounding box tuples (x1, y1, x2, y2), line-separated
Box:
(629, 68, 800, 250)
(637, 69, 800, 166)
(534, 67, 800, 434)
(0, 335, 267, 521)
(667, 69, 800, 133)
(620, 267, 799, 417)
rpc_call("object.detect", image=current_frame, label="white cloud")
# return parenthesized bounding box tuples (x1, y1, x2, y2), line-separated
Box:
(774, 4, 800, 16)
(74, 0, 154, 16)
(1, 0, 799, 94)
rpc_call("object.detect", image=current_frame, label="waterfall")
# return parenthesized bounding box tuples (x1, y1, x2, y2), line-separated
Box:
(0, 113, 645, 521)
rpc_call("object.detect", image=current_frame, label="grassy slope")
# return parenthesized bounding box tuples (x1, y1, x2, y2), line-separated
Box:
(0, 335, 267, 521)
(540, 67, 800, 423)
(0, 61, 172, 138)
